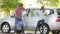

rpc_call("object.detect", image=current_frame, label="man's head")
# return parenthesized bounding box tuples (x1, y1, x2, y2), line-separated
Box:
(41, 6, 44, 12)
(19, 3, 23, 7)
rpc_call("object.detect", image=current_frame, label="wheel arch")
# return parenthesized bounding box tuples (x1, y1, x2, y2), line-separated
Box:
(43, 23, 50, 31)
(1, 22, 11, 30)
(38, 20, 50, 30)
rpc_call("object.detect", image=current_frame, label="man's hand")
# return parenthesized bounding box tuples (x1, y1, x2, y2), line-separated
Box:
(24, 9, 29, 16)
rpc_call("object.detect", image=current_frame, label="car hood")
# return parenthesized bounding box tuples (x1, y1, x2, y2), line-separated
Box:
(0, 16, 10, 22)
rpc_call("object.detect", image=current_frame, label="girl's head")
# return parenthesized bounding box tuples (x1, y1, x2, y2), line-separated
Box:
(41, 6, 44, 12)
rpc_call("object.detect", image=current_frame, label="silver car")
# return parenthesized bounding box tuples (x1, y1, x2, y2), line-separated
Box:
(0, 7, 60, 34)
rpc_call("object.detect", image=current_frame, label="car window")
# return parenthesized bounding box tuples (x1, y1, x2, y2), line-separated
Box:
(45, 9, 54, 15)
(30, 9, 40, 17)
(22, 9, 29, 17)
(57, 9, 60, 15)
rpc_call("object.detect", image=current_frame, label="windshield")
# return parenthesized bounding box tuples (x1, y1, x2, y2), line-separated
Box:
(57, 9, 60, 15)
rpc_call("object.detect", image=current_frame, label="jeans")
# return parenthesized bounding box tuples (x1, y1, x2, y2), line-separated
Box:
(14, 18, 24, 33)
(35, 19, 45, 34)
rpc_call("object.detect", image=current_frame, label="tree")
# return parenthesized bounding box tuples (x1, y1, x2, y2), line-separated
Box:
(1, 0, 20, 16)
(37, 0, 59, 7)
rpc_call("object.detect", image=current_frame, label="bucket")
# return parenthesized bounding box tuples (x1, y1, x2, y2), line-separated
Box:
(17, 21, 23, 27)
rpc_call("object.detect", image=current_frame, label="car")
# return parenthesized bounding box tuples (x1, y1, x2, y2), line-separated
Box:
(0, 7, 60, 34)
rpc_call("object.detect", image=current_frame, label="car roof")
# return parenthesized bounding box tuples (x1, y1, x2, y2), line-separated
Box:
(25, 7, 60, 9)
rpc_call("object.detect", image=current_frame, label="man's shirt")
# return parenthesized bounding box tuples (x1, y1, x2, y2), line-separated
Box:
(15, 6, 24, 19)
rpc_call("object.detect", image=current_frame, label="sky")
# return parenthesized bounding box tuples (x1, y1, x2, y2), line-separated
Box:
(20, 0, 41, 8)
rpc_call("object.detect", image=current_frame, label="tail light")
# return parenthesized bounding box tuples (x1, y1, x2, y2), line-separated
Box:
(56, 16, 60, 22)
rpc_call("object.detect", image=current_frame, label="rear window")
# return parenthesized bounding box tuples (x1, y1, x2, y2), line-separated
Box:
(57, 9, 60, 15)
(45, 9, 54, 15)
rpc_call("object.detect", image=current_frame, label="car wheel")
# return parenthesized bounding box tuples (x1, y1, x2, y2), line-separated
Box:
(1, 23, 11, 33)
(40, 23, 50, 34)
(52, 31, 60, 34)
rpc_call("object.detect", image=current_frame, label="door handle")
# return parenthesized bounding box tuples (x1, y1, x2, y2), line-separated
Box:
(23, 18, 25, 20)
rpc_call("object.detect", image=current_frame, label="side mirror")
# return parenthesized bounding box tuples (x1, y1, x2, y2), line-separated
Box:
(11, 14, 15, 18)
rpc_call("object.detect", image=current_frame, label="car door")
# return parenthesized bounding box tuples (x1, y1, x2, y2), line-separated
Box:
(8, 14, 15, 29)
(22, 9, 29, 29)
(46, 9, 58, 30)
(27, 9, 40, 30)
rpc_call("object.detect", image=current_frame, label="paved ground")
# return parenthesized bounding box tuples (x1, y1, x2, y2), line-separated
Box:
(0, 32, 52, 34)
(0, 33, 52, 34)
(0, 30, 53, 34)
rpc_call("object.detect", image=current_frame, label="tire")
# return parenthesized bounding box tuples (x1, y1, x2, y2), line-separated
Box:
(1, 23, 11, 33)
(39, 23, 50, 34)
(52, 31, 60, 34)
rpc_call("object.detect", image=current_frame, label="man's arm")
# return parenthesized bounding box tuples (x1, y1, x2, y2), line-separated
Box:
(15, 8, 19, 18)
(23, 8, 29, 15)
(23, 8, 28, 12)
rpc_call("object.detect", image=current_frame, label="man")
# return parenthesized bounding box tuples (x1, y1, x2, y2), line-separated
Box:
(15, 3, 28, 19)
(35, 6, 48, 34)
(14, 3, 28, 34)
